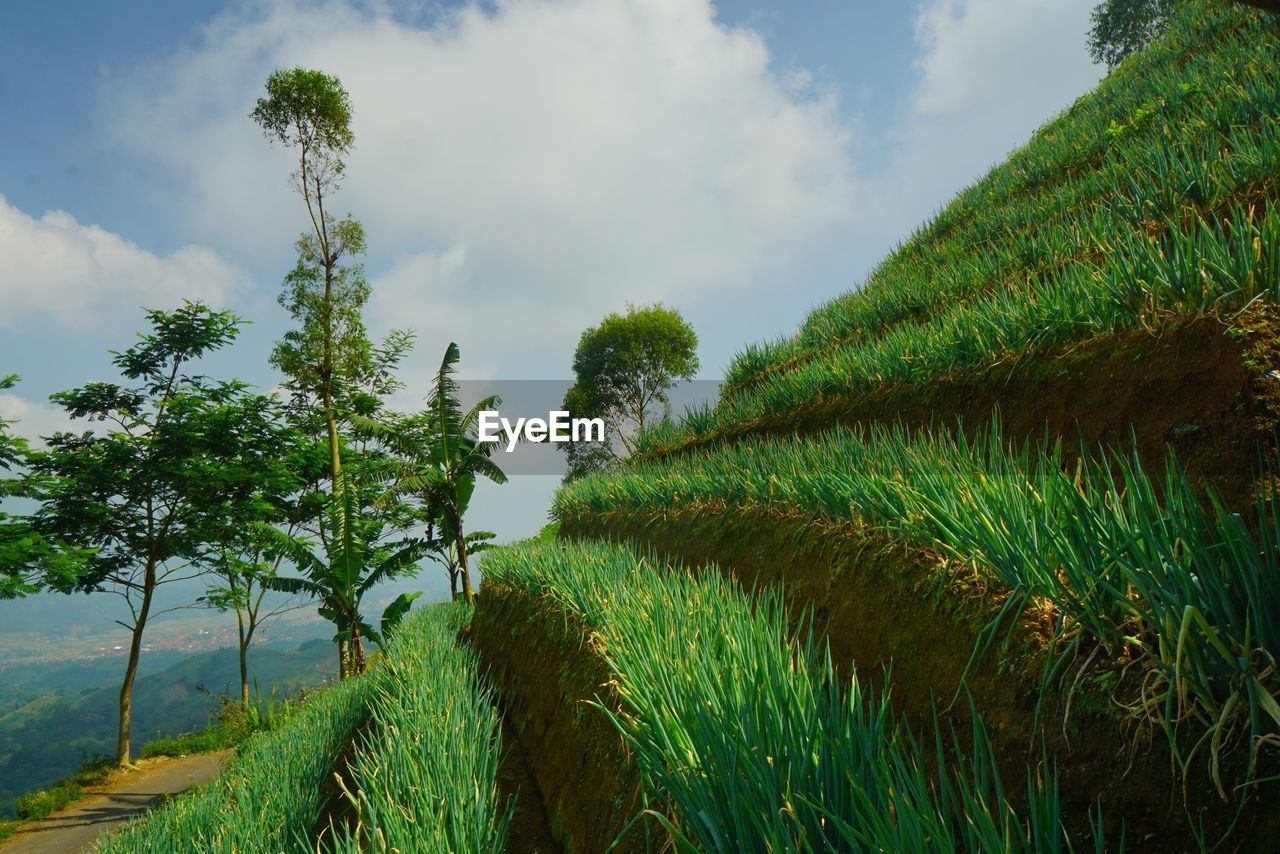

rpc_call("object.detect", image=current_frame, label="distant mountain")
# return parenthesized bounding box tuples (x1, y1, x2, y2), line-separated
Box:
(0, 637, 335, 818)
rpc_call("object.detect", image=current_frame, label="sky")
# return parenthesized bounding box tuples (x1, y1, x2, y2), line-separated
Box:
(0, 0, 1107, 564)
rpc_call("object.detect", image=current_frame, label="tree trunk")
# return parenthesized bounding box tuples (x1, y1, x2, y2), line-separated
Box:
(337, 635, 349, 678)
(457, 531, 474, 601)
(237, 608, 250, 708)
(349, 626, 365, 675)
(449, 565, 460, 601)
(118, 561, 156, 766)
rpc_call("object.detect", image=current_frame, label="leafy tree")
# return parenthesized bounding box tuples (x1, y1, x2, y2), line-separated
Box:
(201, 422, 317, 706)
(561, 303, 699, 478)
(427, 529, 496, 601)
(1087, 0, 1173, 69)
(25, 303, 290, 765)
(0, 376, 84, 598)
(1088, 1, 1277, 69)
(261, 472, 423, 677)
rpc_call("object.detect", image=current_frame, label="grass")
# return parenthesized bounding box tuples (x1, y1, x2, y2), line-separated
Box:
(323, 604, 511, 853)
(140, 684, 317, 759)
(483, 538, 1102, 851)
(641, 0, 1280, 455)
(97, 665, 372, 852)
(556, 420, 1280, 799)
(0, 754, 115, 838)
(98, 604, 508, 853)
(16, 782, 82, 821)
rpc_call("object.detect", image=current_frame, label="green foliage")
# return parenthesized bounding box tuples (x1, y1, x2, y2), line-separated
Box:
(484, 539, 1094, 851)
(140, 684, 313, 759)
(0, 374, 85, 598)
(655, 1, 1279, 455)
(98, 676, 371, 852)
(261, 472, 424, 675)
(22, 302, 300, 763)
(1088, 0, 1173, 69)
(562, 303, 699, 476)
(27, 302, 292, 596)
(0, 755, 111, 829)
(15, 782, 81, 820)
(558, 420, 1280, 797)
(140, 729, 240, 760)
(376, 343, 509, 600)
(253, 66, 412, 483)
(100, 607, 508, 853)
(324, 605, 512, 853)
(251, 68, 354, 163)
(0, 641, 334, 819)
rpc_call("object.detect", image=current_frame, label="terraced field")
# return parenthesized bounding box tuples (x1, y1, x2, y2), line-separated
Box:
(92, 4, 1280, 851)
(483, 3, 1280, 850)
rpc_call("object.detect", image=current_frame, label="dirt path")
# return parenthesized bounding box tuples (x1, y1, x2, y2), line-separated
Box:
(0, 752, 230, 854)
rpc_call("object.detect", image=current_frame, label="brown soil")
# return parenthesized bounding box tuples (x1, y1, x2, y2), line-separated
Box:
(471, 585, 656, 854)
(561, 509, 1280, 853)
(309, 715, 374, 848)
(495, 716, 560, 854)
(644, 313, 1280, 511)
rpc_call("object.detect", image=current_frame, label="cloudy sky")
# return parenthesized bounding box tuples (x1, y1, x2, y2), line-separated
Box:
(0, 0, 1105, 546)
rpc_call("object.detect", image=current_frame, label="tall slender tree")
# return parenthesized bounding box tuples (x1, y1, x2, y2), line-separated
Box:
(252, 67, 368, 487)
(26, 303, 287, 765)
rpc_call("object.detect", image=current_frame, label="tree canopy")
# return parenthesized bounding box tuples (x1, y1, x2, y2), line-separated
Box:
(561, 303, 699, 478)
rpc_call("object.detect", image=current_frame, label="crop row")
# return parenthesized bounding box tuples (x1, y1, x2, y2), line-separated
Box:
(672, 5, 1280, 458)
(97, 671, 372, 852)
(99, 605, 507, 853)
(720, 1, 1276, 400)
(646, 192, 1280, 453)
(324, 604, 510, 853)
(483, 538, 1102, 851)
(557, 422, 1280, 797)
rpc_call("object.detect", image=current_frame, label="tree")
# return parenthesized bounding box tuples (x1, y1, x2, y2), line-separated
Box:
(381, 344, 508, 601)
(0, 376, 84, 598)
(1087, 0, 1173, 69)
(25, 303, 287, 765)
(1088, 1, 1277, 69)
(201, 421, 316, 706)
(427, 529, 495, 601)
(253, 68, 406, 488)
(560, 303, 699, 478)
(262, 472, 423, 677)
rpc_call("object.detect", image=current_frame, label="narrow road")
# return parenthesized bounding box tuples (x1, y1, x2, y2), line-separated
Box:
(0, 752, 230, 854)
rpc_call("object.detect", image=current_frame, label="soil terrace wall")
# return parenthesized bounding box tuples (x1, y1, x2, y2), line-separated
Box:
(561, 508, 1280, 852)
(644, 312, 1280, 510)
(470, 585, 651, 854)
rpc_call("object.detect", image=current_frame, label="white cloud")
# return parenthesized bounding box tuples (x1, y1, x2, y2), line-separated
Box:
(864, 0, 1104, 232)
(104, 0, 856, 376)
(0, 196, 244, 329)
(0, 393, 77, 442)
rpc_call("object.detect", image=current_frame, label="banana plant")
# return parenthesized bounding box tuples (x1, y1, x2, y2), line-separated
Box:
(364, 343, 509, 601)
(263, 473, 423, 677)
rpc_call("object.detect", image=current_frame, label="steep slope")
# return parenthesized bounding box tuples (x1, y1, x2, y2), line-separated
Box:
(541, 3, 1280, 850)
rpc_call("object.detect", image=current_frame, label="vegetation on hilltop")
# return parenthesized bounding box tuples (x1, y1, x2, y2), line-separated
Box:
(642, 0, 1280, 457)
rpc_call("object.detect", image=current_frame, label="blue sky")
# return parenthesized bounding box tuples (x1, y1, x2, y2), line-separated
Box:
(0, 0, 1105, 552)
